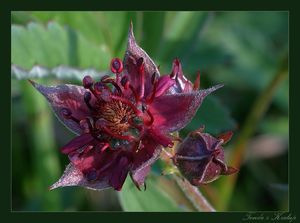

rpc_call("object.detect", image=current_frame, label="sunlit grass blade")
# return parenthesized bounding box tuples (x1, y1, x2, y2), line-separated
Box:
(20, 80, 62, 210)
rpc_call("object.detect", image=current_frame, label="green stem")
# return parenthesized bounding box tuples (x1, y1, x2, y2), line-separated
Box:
(216, 55, 288, 210)
(173, 175, 216, 212)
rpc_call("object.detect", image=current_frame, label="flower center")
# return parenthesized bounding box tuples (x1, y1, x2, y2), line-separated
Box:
(94, 99, 136, 134)
(61, 56, 175, 147)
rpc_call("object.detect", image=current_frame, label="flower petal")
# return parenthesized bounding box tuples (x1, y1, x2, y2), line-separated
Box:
(130, 136, 162, 188)
(29, 81, 92, 135)
(167, 59, 194, 94)
(147, 128, 174, 148)
(109, 156, 130, 191)
(217, 131, 234, 144)
(68, 143, 132, 190)
(49, 163, 111, 191)
(221, 166, 239, 175)
(61, 133, 94, 154)
(155, 75, 176, 98)
(197, 159, 222, 184)
(130, 165, 150, 190)
(123, 22, 160, 97)
(149, 84, 224, 133)
(69, 145, 120, 175)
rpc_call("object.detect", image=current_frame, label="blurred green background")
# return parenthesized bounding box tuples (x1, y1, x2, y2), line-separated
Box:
(11, 11, 288, 211)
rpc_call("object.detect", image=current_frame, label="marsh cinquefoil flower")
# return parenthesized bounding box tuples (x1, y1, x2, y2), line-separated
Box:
(30, 23, 223, 191)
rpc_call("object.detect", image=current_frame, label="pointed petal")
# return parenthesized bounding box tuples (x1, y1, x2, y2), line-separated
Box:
(167, 59, 193, 94)
(198, 160, 222, 184)
(123, 23, 160, 97)
(130, 165, 151, 190)
(130, 136, 162, 188)
(49, 163, 111, 191)
(67, 143, 131, 191)
(30, 81, 92, 135)
(155, 75, 176, 97)
(148, 128, 174, 148)
(149, 84, 224, 133)
(61, 133, 94, 154)
(69, 145, 120, 175)
(131, 137, 162, 171)
(109, 156, 130, 191)
(217, 131, 234, 144)
(221, 166, 239, 175)
(193, 71, 201, 90)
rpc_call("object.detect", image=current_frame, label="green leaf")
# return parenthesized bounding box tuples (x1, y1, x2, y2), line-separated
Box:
(157, 12, 208, 62)
(182, 95, 236, 136)
(29, 11, 131, 56)
(141, 12, 165, 58)
(118, 175, 183, 212)
(11, 22, 112, 70)
(11, 11, 35, 25)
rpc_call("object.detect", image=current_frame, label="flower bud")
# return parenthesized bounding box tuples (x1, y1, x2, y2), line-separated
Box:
(173, 127, 238, 185)
(110, 58, 123, 74)
(82, 75, 94, 89)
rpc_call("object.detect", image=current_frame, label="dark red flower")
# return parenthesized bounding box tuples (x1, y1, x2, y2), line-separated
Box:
(173, 126, 238, 185)
(30, 23, 223, 191)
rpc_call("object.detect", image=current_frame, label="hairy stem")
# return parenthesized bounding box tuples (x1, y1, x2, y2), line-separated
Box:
(173, 174, 216, 212)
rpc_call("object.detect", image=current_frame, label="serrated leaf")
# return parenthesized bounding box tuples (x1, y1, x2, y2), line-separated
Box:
(118, 175, 182, 212)
(11, 22, 112, 71)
